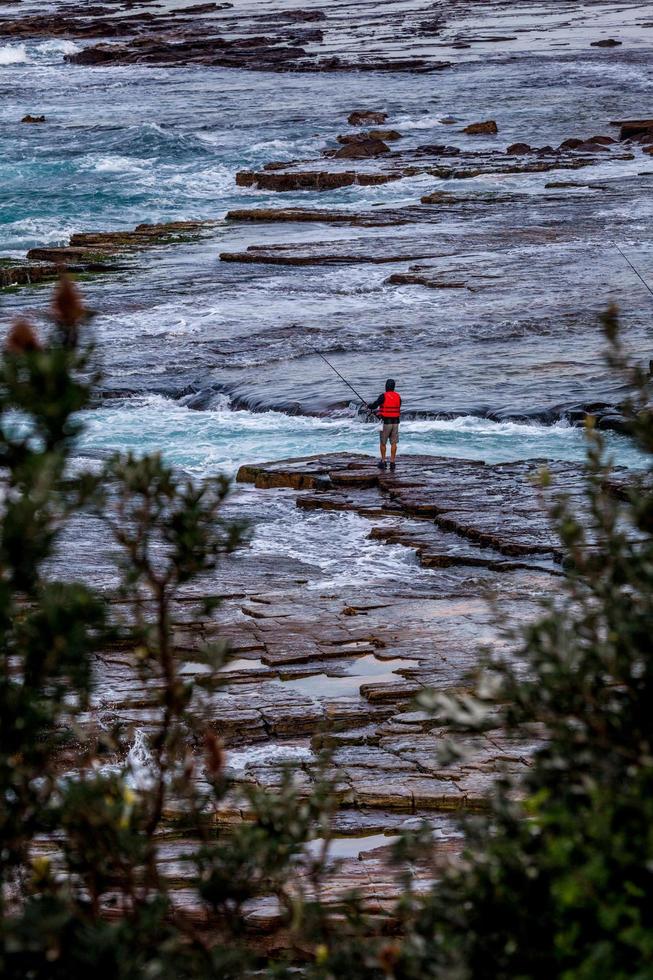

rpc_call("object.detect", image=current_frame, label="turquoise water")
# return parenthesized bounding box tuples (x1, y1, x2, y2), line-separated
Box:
(79, 396, 646, 476)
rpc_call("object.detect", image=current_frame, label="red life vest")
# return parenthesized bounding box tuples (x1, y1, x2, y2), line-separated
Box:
(380, 390, 401, 419)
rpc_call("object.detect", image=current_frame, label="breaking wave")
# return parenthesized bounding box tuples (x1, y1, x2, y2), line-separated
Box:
(78, 395, 645, 478)
(0, 44, 27, 65)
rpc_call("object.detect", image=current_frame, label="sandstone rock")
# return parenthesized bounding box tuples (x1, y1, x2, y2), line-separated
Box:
(348, 110, 388, 126)
(614, 119, 653, 140)
(463, 120, 498, 135)
(573, 140, 609, 152)
(68, 43, 132, 65)
(368, 129, 402, 141)
(234, 170, 394, 192)
(26, 246, 109, 264)
(224, 208, 404, 227)
(334, 137, 391, 159)
(559, 137, 584, 150)
(386, 274, 467, 289)
(415, 144, 461, 156)
(506, 142, 531, 154)
(1, 262, 61, 289)
(587, 135, 615, 145)
(3, 219, 212, 291)
(21, 114, 46, 124)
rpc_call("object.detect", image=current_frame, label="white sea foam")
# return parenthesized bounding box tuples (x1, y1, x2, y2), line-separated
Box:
(0, 44, 27, 65)
(226, 743, 313, 774)
(85, 154, 152, 174)
(0, 217, 79, 256)
(391, 112, 448, 131)
(126, 729, 158, 791)
(37, 39, 81, 56)
(79, 395, 643, 479)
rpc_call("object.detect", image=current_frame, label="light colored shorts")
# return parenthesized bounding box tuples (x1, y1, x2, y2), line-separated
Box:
(380, 422, 399, 447)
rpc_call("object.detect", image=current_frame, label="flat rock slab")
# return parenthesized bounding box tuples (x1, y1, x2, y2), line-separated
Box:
(2, 220, 216, 291)
(237, 452, 584, 559)
(60, 447, 573, 937)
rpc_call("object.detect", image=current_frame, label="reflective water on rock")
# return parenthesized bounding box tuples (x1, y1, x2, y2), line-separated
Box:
(280, 654, 417, 699)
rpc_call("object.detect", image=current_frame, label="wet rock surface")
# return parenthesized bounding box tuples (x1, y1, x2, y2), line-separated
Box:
(1, 0, 650, 73)
(1, 220, 215, 290)
(63, 451, 591, 930)
(207, 99, 650, 425)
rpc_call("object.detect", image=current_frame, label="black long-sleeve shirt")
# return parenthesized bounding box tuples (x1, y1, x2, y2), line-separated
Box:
(369, 392, 401, 423)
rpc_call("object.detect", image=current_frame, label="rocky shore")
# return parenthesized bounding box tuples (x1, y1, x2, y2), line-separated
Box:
(67, 451, 594, 939)
(1, 220, 215, 290)
(2, 0, 651, 73)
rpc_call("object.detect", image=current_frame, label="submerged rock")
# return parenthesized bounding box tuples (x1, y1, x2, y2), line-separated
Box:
(2, 220, 215, 291)
(614, 118, 653, 140)
(224, 207, 405, 226)
(348, 110, 388, 126)
(21, 114, 46, 123)
(463, 120, 498, 135)
(235, 169, 395, 191)
(333, 137, 391, 159)
(368, 128, 402, 141)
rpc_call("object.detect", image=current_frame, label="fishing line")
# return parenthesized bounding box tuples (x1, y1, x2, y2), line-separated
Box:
(613, 242, 653, 300)
(316, 351, 370, 407)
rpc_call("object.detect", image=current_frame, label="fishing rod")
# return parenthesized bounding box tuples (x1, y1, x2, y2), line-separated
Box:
(613, 242, 653, 300)
(316, 351, 370, 409)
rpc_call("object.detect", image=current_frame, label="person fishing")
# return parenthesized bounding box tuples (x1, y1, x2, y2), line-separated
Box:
(367, 378, 401, 472)
(315, 354, 401, 471)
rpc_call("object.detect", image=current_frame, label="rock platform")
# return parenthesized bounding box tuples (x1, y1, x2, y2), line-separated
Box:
(1, 220, 215, 290)
(2, 1, 650, 73)
(79, 452, 583, 935)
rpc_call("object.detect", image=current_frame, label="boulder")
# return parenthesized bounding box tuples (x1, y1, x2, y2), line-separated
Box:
(21, 114, 46, 123)
(348, 110, 387, 126)
(613, 119, 653, 140)
(368, 129, 402, 141)
(420, 191, 462, 204)
(337, 130, 400, 144)
(590, 38, 622, 47)
(415, 143, 461, 157)
(235, 169, 393, 192)
(67, 43, 131, 65)
(587, 135, 615, 145)
(463, 120, 498, 135)
(506, 142, 531, 154)
(573, 140, 609, 153)
(559, 137, 584, 150)
(334, 137, 391, 159)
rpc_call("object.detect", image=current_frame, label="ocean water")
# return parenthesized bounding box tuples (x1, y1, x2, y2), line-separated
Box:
(2, 31, 652, 483)
(80, 395, 645, 475)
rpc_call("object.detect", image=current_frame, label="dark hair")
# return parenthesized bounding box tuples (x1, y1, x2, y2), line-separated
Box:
(385, 378, 395, 391)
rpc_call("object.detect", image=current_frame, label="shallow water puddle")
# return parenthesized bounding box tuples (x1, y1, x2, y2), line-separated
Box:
(226, 742, 313, 774)
(179, 657, 267, 677)
(305, 833, 400, 860)
(280, 653, 415, 699)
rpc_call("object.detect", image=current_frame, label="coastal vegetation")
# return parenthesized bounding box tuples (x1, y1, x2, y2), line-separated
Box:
(1, 287, 651, 977)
